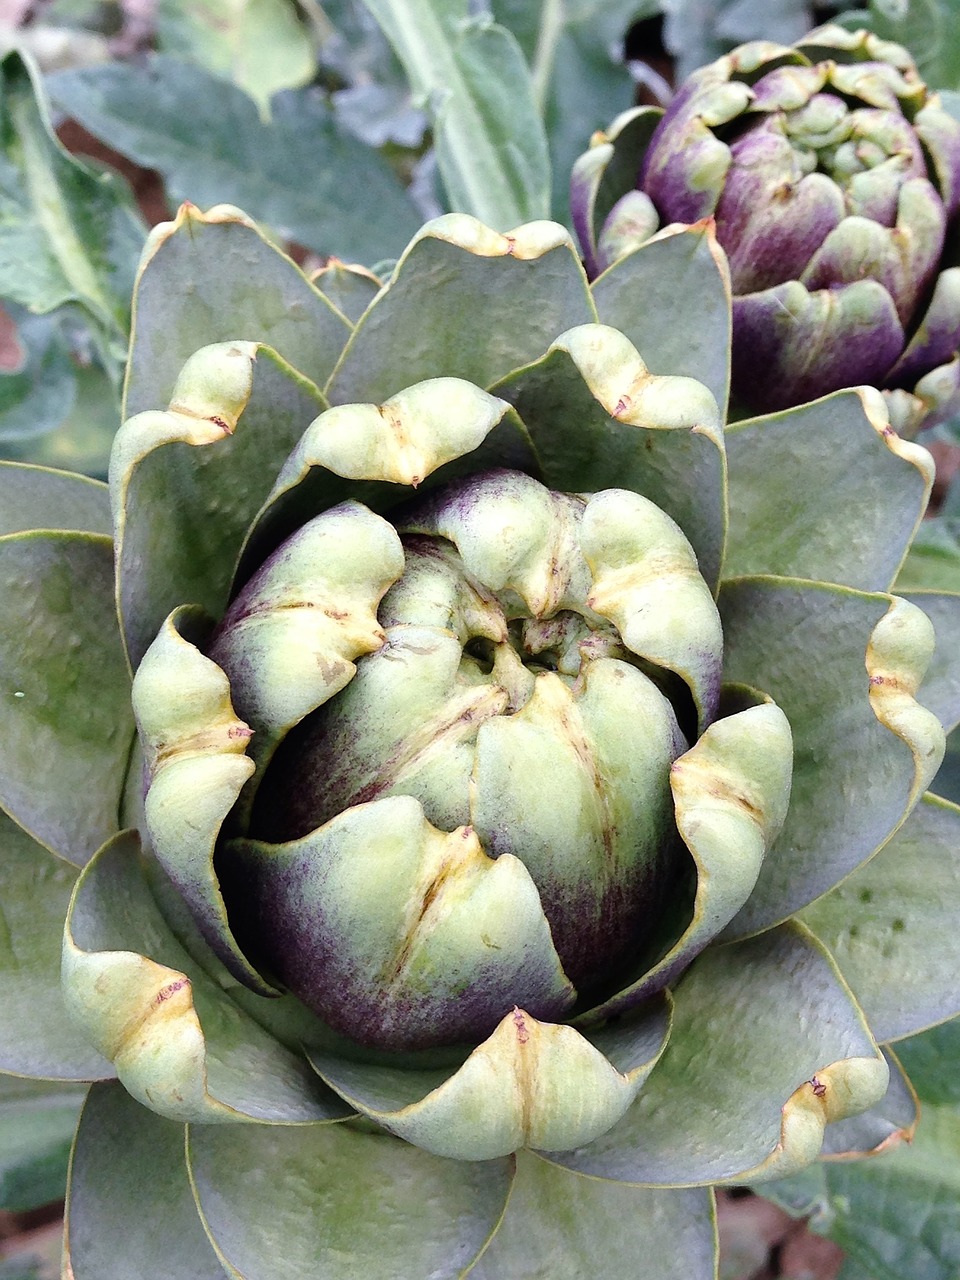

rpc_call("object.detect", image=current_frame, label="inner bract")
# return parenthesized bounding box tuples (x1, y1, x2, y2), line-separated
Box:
(247, 470, 704, 1046)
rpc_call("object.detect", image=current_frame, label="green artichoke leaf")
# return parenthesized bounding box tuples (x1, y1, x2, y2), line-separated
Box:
(0, 524, 132, 866)
(326, 214, 597, 406)
(0, 814, 113, 1080)
(468, 1154, 718, 1280)
(0, 306, 77, 458)
(800, 793, 960, 1043)
(0, 461, 110, 537)
(899, 590, 960, 734)
(724, 388, 934, 593)
(305, 993, 670, 1161)
(361, 0, 550, 229)
(569, 106, 663, 278)
(895, 515, 960, 592)
(0, 1075, 86, 1214)
(591, 223, 732, 419)
(490, 321, 726, 591)
(544, 922, 888, 1187)
(310, 260, 382, 326)
(237, 378, 535, 579)
(718, 580, 944, 936)
(579, 689, 793, 1025)
(112, 340, 327, 669)
(895, 1016, 960, 1106)
(66, 1082, 225, 1280)
(123, 202, 350, 420)
(819, 1047, 917, 1159)
(186, 1117, 513, 1280)
(0, 51, 144, 378)
(61, 831, 350, 1125)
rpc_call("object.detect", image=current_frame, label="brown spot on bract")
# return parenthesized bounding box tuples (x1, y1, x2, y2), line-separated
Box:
(209, 415, 232, 433)
(513, 1007, 529, 1044)
(155, 978, 188, 1005)
(810, 1076, 827, 1098)
(731, 789, 762, 819)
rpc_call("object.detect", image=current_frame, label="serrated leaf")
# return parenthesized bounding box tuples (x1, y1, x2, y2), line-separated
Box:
(47, 55, 422, 262)
(0, 51, 143, 377)
(156, 0, 316, 115)
(360, 0, 550, 227)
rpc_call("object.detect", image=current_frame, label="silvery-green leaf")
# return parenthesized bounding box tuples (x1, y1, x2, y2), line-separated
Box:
(48, 56, 421, 262)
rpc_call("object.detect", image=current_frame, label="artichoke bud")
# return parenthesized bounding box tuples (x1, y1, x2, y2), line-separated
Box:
(218, 468, 727, 1050)
(586, 23, 960, 415)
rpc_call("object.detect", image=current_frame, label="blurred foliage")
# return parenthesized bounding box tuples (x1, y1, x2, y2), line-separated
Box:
(17, 0, 960, 473)
(835, 0, 960, 89)
(155, 0, 316, 114)
(0, 1078, 85, 1214)
(662, 0, 816, 80)
(760, 1095, 960, 1280)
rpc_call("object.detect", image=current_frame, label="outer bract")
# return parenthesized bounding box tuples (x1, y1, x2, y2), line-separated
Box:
(1, 203, 960, 1280)
(571, 25, 960, 429)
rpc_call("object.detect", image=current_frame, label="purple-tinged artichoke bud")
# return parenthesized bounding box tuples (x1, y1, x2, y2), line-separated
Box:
(231, 470, 718, 1049)
(571, 25, 960, 426)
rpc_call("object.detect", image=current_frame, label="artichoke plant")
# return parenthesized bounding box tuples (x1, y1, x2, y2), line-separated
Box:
(3, 201, 960, 1280)
(571, 25, 960, 427)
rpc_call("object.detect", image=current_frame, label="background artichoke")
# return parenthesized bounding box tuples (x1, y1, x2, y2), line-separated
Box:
(1, 202, 959, 1278)
(571, 24, 960, 427)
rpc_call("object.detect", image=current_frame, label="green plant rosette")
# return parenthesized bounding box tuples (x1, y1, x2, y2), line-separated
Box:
(1, 202, 959, 1279)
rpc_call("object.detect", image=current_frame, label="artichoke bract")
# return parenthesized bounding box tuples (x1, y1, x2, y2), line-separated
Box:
(2, 203, 960, 1279)
(571, 25, 960, 426)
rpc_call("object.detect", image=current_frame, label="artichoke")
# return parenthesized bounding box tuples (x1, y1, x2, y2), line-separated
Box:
(3, 202, 960, 1280)
(571, 25, 960, 426)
